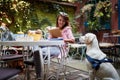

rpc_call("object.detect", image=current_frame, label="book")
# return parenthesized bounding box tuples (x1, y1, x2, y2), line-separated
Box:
(48, 28, 62, 38)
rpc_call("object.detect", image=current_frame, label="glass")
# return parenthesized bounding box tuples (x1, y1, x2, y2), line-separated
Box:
(14, 34, 34, 41)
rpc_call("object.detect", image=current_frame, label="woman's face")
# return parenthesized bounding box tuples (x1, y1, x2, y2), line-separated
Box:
(57, 16, 65, 29)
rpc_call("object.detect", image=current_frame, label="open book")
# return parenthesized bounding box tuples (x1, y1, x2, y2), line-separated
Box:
(48, 28, 62, 38)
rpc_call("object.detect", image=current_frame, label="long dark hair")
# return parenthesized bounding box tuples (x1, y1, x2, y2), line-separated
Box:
(56, 12, 69, 30)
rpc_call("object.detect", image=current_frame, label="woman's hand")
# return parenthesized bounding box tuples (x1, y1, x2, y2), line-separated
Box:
(64, 39, 75, 43)
(35, 29, 42, 34)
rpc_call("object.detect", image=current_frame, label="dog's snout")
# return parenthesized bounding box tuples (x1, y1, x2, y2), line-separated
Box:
(79, 36, 85, 43)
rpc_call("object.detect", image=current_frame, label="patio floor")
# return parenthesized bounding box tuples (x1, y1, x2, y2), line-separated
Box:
(17, 57, 120, 80)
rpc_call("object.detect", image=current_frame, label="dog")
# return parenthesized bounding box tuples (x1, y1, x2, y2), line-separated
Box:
(79, 33, 120, 80)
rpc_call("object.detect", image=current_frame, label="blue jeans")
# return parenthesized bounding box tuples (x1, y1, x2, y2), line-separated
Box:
(41, 47, 60, 56)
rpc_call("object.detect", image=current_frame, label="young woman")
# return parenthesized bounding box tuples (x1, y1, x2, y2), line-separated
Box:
(49, 12, 75, 43)
(41, 12, 75, 57)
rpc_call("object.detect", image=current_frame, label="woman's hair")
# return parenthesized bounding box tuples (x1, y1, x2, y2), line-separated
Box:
(56, 12, 69, 29)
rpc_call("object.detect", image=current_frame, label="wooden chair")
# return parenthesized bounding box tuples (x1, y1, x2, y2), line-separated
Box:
(100, 33, 116, 53)
(33, 50, 44, 80)
(33, 48, 67, 80)
(0, 49, 22, 79)
(100, 32, 118, 67)
(23, 51, 35, 80)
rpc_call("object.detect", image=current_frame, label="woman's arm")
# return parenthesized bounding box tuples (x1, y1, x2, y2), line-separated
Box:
(64, 39, 75, 43)
(62, 27, 75, 43)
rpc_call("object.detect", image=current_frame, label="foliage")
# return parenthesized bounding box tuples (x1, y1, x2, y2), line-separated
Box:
(94, 1, 111, 28)
(81, 4, 94, 14)
(12, 0, 55, 33)
(94, 1, 111, 18)
(87, 19, 101, 31)
(0, 0, 56, 33)
(0, 0, 75, 33)
(77, 0, 112, 31)
(76, 4, 94, 19)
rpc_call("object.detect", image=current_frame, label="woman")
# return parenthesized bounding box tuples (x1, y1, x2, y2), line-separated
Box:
(41, 12, 75, 57)
(49, 12, 75, 43)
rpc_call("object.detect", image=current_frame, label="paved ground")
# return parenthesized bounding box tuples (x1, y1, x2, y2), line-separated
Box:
(17, 60, 89, 80)
(17, 57, 120, 80)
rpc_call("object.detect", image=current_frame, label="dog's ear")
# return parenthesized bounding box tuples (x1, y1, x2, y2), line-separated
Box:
(85, 33, 95, 44)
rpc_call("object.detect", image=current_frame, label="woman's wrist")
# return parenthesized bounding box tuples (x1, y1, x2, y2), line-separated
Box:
(64, 39, 75, 43)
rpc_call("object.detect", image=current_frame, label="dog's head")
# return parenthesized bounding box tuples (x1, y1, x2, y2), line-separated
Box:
(79, 33, 96, 44)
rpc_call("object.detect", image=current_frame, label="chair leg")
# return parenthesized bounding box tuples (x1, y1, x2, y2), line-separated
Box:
(24, 64, 35, 80)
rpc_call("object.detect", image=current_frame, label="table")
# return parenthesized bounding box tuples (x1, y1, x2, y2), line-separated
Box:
(68, 43, 86, 61)
(99, 42, 115, 47)
(0, 40, 64, 46)
(0, 40, 66, 79)
(0, 40, 65, 61)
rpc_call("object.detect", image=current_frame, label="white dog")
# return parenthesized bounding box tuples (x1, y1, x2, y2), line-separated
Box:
(79, 33, 120, 80)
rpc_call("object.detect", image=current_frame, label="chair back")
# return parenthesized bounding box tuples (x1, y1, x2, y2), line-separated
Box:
(0, 68, 21, 80)
(102, 33, 110, 43)
(102, 32, 118, 44)
(33, 50, 44, 80)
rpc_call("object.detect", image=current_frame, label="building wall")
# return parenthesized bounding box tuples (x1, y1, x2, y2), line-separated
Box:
(74, 0, 87, 34)
(118, 0, 120, 30)
(111, 0, 118, 30)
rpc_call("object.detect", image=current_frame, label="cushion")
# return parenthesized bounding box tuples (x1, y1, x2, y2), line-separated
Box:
(0, 68, 21, 80)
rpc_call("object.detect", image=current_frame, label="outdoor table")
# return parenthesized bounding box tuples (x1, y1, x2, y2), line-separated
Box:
(68, 43, 86, 61)
(0, 40, 66, 79)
